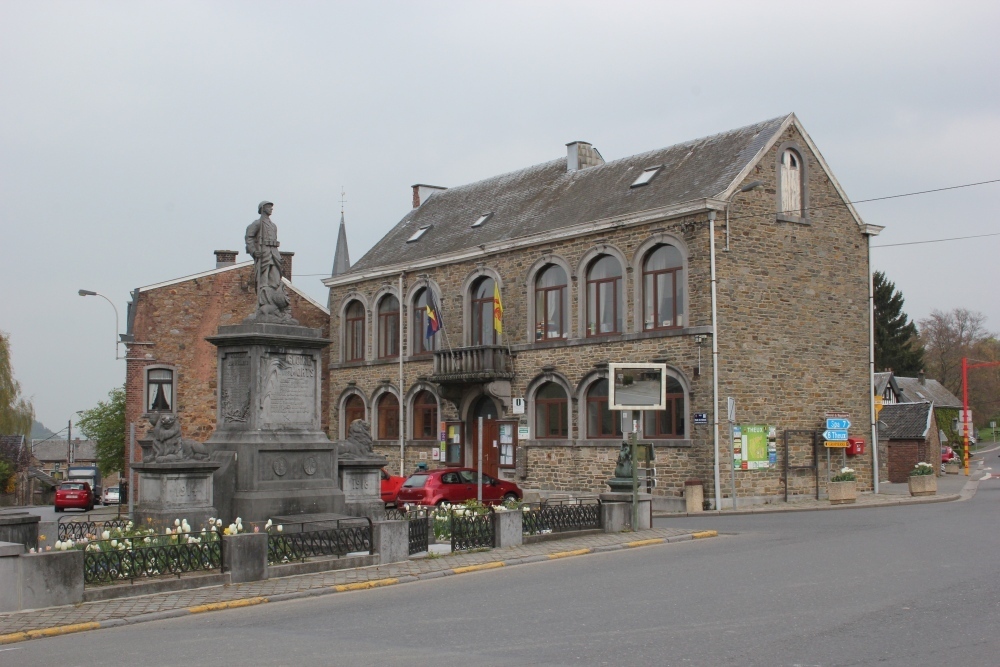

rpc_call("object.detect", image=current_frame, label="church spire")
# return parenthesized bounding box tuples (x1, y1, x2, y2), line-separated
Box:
(331, 189, 351, 277)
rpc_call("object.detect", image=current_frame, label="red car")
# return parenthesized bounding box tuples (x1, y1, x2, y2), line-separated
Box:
(395, 468, 522, 507)
(54, 481, 94, 512)
(380, 468, 406, 505)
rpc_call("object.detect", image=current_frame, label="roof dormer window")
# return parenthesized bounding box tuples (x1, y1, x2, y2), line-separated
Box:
(630, 166, 663, 188)
(471, 212, 493, 228)
(407, 225, 431, 243)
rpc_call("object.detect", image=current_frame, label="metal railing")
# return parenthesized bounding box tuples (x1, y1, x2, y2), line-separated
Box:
(58, 517, 132, 541)
(451, 508, 495, 552)
(521, 498, 601, 536)
(432, 345, 515, 382)
(82, 529, 223, 585)
(383, 507, 430, 555)
(267, 518, 373, 564)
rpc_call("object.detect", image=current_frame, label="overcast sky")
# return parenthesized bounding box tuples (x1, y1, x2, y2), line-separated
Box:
(3, 1, 998, 432)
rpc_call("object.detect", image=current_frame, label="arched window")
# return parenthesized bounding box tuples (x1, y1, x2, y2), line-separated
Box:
(535, 382, 568, 438)
(780, 148, 803, 218)
(412, 288, 438, 355)
(586, 255, 622, 337)
(642, 245, 684, 330)
(641, 377, 685, 438)
(470, 276, 497, 346)
(344, 300, 365, 362)
(412, 390, 438, 440)
(377, 295, 400, 359)
(343, 394, 366, 430)
(377, 393, 399, 440)
(586, 379, 621, 438)
(535, 264, 568, 340)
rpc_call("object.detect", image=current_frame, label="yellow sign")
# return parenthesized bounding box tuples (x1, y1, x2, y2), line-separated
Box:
(874, 395, 883, 416)
(825, 441, 849, 448)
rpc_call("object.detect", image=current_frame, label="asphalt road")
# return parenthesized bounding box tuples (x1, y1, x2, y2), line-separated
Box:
(8, 479, 1000, 666)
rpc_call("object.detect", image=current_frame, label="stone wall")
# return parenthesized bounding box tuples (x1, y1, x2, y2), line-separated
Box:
(327, 124, 875, 505)
(887, 440, 931, 483)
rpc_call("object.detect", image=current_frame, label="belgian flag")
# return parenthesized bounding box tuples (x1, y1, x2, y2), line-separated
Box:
(425, 295, 442, 339)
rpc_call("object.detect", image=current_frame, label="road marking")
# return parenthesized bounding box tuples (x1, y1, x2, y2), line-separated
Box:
(691, 530, 719, 539)
(452, 562, 505, 574)
(188, 597, 267, 613)
(0, 622, 102, 645)
(333, 578, 399, 592)
(625, 538, 665, 548)
(547, 548, 592, 559)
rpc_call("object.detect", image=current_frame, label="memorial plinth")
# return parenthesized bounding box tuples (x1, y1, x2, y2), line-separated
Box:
(133, 460, 221, 530)
(205, 322, 344, 522)
(338, 457, 387, 521)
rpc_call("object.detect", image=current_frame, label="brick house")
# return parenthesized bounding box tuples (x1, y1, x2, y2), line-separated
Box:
(324, 113, 882, 509)
(878, 402, 940, 483)
(122, 250, 330, 494)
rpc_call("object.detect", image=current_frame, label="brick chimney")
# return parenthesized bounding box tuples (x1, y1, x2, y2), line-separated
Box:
(411, 184, 447, 208)
(281, 251, 294, 280)
(214, 250, 239, 268)
(566, 141, 604, 172)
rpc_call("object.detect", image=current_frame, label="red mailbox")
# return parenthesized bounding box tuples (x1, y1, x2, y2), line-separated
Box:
(846, 437, 865, 457)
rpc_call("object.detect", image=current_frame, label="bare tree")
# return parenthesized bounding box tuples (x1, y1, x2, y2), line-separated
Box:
(918, 309, 989, 394)
(0, 331, 34, 438)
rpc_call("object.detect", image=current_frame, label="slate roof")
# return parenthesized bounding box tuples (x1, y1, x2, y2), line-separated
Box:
(347, 115, 792, 274)
(879, 402, 934, 440)
(31, 439, 97, 462)
(894, 377, 962, 408)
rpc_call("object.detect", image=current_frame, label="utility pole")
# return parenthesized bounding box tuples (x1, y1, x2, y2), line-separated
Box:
(961, 357, 1000, 475)
(67, 419, 72, 467)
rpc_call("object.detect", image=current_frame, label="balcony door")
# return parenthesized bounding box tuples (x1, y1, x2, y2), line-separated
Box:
(467, 395, 499, 477)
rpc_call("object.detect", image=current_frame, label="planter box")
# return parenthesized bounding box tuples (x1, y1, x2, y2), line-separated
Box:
(828, 480, 857, 505)
(944, 462, 960, 475)
(908, 474, 937, 497)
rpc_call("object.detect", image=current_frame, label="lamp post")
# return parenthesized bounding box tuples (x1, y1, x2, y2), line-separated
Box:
(78, 290, 124, 360)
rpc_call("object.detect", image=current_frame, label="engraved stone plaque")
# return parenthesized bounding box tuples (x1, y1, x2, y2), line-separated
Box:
(260, 353, 316, 427)
(259, 451, 333, 482)
(341, 468, 379, 501)
(221, 352, 251, 426)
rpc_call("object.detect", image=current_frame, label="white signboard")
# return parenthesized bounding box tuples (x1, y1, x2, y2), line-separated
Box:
(512, 397, 525, 414)
(609, 363, 668, 411)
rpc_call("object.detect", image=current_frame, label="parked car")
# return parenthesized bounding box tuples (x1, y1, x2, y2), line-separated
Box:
(380, 468, 406, 505)
(54, 481, 94, 512)
(102, 485, 120, 505)
(395, 468, 522, 507)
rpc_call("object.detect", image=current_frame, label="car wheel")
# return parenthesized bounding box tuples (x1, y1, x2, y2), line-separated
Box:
(503, 493, 519, 503)
(54, 507, 63, 513)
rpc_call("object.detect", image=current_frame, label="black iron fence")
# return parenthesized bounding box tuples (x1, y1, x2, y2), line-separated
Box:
(521, 499, 601, 536)
(451, 508, 495, 552)
(82, 530, 223, 585)
(58, 517, 132, 541)
(267, 518, 373, 565)
(407, 509, 430, 555)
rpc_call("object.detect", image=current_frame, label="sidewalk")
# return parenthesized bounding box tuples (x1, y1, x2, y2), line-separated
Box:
(0, 525, 717, 643)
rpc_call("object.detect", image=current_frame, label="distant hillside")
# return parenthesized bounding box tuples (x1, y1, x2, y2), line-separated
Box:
(30, 420, 55, 440)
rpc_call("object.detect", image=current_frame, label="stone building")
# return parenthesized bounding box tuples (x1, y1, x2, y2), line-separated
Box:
(324, 113, 882, 509)
(122, 250, 330, 490)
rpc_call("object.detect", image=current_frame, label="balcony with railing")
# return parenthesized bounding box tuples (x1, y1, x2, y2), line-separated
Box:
(431, 345, 515, 383)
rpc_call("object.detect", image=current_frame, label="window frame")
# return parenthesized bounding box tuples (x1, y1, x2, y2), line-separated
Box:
(344, 300, 366, 362)
(775, 142, 809, 224)
(586, 255, 623, 338)
(377, 295, 400, 359)
(642, 245, 684, 331)
(377, 393, 400, 440)
(470, 276, 497, 346)
(534, 382, 569, 439)
(144, 365, 176, 415)
(585, 378, 622, 439)
(411, 390, 438, 441)
(534, 264, 568, 341)
(411, 287, 438, 356)
(641, 377, 686, 439)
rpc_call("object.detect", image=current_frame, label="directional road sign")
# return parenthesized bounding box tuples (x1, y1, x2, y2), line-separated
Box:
(826, 418, 851, 430)
(823, 429, 849, 441)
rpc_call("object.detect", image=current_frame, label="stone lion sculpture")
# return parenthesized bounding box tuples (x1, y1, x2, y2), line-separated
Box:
(148, 413, 210, 462)
(338, 420, 376, 459)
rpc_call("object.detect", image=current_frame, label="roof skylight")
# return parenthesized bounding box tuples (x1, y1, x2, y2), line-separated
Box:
(471, 212, 493, 228)
(407, 226, 431, 242)
(631, 165, 663, 188)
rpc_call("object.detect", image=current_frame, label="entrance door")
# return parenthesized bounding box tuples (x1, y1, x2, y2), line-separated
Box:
(468, 396, 500, 477)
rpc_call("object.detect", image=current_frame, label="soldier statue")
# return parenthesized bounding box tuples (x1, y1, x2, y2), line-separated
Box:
(245, 201, 298, 324)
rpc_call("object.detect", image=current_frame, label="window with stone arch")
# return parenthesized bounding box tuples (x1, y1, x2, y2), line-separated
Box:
(377, 294, 400, 359)
(377, 393, 399, 440)
(586, 378, 622, 438)
(344, 300, 366, 362)
(641, 376, 686, 439)
(411, 287, 439, 355)
(586, 255, 623, 337)
(343, 394, 366, 433)
(642, 244, 684, 330)
(780, 148, 804, 218)
(412, 390, 438, 440)
(534, 382, 568, 438)
(534, 264, 568, 341)
(470, 276, 497, 346)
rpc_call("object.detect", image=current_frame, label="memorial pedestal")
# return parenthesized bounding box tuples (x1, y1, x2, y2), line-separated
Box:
(339, 458, 387, 521)
(205, 323, 344, 523)
(133, 460, 221, 530)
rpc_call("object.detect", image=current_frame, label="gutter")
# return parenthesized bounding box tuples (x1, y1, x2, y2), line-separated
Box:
(708, 211, 721, 508)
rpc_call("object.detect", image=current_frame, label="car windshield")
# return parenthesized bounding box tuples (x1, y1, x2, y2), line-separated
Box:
(60, 483, 86, 490)
(402, 475, 428, 488)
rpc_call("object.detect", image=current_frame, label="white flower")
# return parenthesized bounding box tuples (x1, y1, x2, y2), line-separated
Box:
(277, 525, 283, 532)
(29, 548, 36, 553)
(174, 519, 181, 527)
(110, 539, 118, 547)
(101, 530, 111, 540)
(144, 537, 151, 544)
(265, 519, 272, 529)
(165, 527, 173, 535)
(126, 521, 133, 529)
(54, 540, 64, 550)
(216, 519, 223, 527)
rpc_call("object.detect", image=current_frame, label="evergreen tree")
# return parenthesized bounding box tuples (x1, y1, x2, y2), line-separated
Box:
(873, 271, 924, 374)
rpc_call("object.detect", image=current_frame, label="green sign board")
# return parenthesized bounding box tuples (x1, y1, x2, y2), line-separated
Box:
(733, 424, 776, 470)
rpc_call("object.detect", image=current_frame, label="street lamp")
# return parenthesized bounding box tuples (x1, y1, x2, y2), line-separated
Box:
(78, 289, 124, 360)
(725, 180, 765, 252)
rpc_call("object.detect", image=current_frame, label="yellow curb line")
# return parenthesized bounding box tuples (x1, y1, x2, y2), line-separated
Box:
(548, 548, 592, 559)
(625, 538, 666, 548)
(692, 530, 718, 539)
(452, 562, 505, 574)
(333, 578, 399, 592)
(188, 596, 268, 614)
(0, 622, 101, 645)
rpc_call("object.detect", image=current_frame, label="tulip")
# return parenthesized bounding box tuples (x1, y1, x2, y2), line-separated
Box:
(277, 525, 283, 532)
(102, 530, 111, 540)
(174, 519, 181, 527)
(111, 539, 118, 547)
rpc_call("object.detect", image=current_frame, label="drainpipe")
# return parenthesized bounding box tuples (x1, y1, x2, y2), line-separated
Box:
(709, 211, 722, 508)
(868, 236, 879, 493)
(399, 272, 406, 477)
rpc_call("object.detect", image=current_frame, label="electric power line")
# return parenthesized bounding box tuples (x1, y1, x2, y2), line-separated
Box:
(872, 231, 1000, 248)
